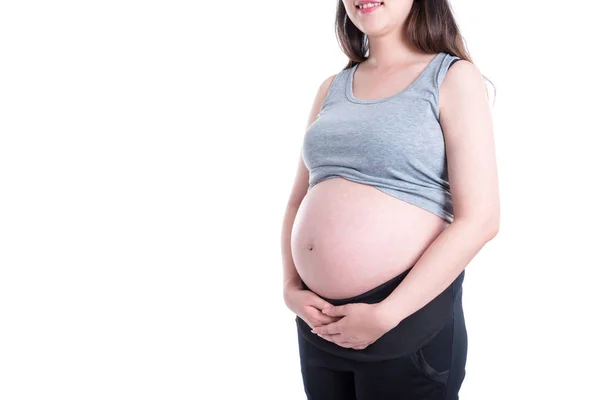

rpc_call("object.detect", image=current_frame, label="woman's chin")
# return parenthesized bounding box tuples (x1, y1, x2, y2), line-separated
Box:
(359, 23, 393, 38)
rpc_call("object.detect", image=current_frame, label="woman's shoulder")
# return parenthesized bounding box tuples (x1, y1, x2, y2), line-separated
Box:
(314, 70, 345, 106)
(317, 73, 338, 97)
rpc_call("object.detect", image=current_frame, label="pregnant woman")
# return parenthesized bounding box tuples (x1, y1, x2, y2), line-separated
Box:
(281, 1, 499, 399)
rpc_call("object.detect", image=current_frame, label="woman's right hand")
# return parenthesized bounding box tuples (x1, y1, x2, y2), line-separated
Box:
(284, 286, 340, 330)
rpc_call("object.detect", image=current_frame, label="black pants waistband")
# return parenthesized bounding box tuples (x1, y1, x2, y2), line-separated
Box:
(300, 267, 413, 305)
(296, 267, 465, 362)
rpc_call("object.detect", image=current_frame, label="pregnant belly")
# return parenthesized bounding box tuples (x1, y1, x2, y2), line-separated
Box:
(290, 177, 450, 299)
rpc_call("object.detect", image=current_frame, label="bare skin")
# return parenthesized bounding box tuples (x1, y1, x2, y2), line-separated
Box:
(282, 0, 499, 348)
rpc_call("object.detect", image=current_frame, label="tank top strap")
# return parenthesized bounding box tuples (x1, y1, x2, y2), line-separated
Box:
(402, 52, 461, 94)
(317, 66, 353, 116)
(435, 52, 462, 87)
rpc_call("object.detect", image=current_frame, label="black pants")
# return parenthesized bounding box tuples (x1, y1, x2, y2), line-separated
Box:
(296, 268, 467, 400)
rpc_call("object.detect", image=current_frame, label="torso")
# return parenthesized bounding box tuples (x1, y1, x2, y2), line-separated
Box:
(291, 177, 449, 299)
(291, 52, 455, 299)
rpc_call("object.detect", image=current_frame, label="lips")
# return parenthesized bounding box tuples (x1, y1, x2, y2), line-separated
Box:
(355, 1, 384, 12)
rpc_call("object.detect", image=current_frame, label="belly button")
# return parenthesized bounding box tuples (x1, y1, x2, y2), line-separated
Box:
(308, 244, 314, 251)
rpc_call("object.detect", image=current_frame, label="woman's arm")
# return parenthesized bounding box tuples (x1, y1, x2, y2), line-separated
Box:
(378, 59, 500, 323)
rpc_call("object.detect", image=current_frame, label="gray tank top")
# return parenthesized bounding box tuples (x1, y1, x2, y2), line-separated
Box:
(302, 52, 461, 223)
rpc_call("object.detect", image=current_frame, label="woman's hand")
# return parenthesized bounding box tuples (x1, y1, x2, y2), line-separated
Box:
(284, 286, 341, 330)
(310, 303, 399, 350)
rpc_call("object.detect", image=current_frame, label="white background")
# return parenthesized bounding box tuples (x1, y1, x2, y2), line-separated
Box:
(1, 0, 599, 399)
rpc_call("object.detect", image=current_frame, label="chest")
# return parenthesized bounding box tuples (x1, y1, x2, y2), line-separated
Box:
(303, 97, 447, 173)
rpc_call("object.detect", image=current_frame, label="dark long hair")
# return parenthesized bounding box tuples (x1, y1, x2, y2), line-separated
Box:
(335, 0, 495, 100)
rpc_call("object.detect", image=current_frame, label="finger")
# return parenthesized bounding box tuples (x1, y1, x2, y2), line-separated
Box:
(322, 304, 348, 318)
(312, 317, 338, 327)
(308, 294, 333, 311)
(318, 333, 345, 342)
(309, 307, 340, 325)
(318, 334, 355, 348)
(318, 332, 364, 347)
(312, 320, 344, 335)
(352, 340, 374, 350)
(306, 313, 337, 329)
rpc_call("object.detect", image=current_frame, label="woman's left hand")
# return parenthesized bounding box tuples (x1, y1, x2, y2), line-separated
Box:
(310, 302, 400, 350)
